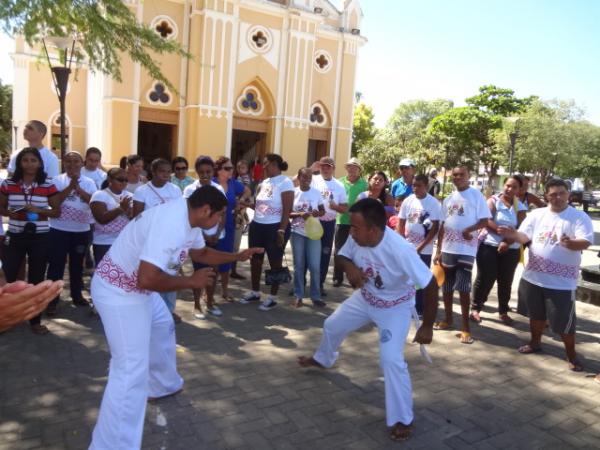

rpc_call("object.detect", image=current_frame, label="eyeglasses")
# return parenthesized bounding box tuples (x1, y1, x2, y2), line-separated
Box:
(113, 177, 128, 183)
(174, 166, 188, 171)
(222, 166, 234, 171)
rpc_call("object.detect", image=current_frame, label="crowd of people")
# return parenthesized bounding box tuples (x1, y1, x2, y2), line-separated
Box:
(1, 118, 598, 446)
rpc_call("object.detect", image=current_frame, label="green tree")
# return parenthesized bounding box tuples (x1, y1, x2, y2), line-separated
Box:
(466, 84, 533, 117)
(351, 102, 376, 157)
(356, 128, 401, 177)
(0, 0, 187, 89)
(0, 82, 12, 159)
(427, 106, 501, 173)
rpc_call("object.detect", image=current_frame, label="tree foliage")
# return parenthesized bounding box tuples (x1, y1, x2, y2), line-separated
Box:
(351, 102, 376, 157)
(0, 0, 187, 89)
(466, 84, 533, 117)
(0, 82, 12, 158)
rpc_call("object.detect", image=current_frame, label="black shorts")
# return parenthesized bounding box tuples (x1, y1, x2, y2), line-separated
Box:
(248, 221, 290, 262)
(518, 278, 576, 334)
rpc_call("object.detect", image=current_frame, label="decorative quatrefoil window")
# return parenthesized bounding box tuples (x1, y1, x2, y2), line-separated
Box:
(247, 25, 272, 54)
(150, 16, 178, 40)
(147, 82, 171, 105)
(310, 103, 328, 127)
(314, 50, 332, 74)
(236, 87, 264, 116)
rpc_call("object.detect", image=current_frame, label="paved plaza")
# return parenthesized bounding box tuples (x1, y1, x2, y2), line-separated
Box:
(1, 243, 600, 449)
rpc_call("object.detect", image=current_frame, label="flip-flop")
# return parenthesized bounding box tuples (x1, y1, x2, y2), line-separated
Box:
(567, 359, 584, 372)
(499, 314, 514, 325)
(433, 321, 453, 330)
(456, 331, 474, 344)
(518, 344, 542, 354)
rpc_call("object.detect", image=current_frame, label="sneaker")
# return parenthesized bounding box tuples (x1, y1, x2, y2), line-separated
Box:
(239, 292, 261, 304)
(312, 300, 327, 308)
(258, 298, 277, 311)
(207, 306, 222, 317)
(193, 309, 206, 320)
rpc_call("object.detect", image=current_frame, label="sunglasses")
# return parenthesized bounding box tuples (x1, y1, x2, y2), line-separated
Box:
(113, 177, 128, 183)
(222, 166, 234, 171)
(174, 166, 188, 171)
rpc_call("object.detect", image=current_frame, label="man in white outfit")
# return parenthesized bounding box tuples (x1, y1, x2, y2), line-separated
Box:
(89, 185, 263, 449)
(8, 120, 60, 179)
(298, 198, 438, 442)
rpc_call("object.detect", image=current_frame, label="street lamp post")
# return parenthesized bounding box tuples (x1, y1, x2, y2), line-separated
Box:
(42, 36, 76, 169)
(508, 131, 518, 175)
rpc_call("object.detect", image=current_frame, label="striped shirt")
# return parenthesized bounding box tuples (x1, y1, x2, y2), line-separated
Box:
(0, 179, 58, 233)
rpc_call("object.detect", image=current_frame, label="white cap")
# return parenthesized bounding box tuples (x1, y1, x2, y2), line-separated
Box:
(399, 158, 415, 167)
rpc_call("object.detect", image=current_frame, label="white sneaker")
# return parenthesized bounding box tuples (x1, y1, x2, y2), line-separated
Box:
(193, 309, 206, 320)
(207, 306, 222, 317)
(258, 298, 277, 311)
(239, 291, 261, 304)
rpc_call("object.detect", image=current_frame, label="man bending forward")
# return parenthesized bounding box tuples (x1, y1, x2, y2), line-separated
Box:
(298, 198, 438, 441)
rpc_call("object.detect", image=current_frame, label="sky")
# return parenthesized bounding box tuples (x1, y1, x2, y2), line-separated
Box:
(1, 0, 599, 127)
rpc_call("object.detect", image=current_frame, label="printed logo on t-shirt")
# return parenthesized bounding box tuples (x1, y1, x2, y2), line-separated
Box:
(261, 185, 274, 199)
(360, 261, 385, 289)
(447, 202, 465, 217)
(535, 230, 558, 245)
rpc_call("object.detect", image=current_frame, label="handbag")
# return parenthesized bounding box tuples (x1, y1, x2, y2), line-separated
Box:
(264, 254, 292, 285)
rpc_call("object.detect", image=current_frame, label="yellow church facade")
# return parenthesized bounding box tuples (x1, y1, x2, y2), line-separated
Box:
(12, 0, 365, 173)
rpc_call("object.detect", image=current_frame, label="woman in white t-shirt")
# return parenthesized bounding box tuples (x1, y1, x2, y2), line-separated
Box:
(90, 168, 133, 265)
(132, 158, 183, 321)
(290, 168, 325, 307)
(125, 154, 147, 194)
(46, 152, 98, 313)
(240, 154, 294, 311)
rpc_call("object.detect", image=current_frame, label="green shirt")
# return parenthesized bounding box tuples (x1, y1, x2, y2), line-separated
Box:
(337, 176, 368, 225)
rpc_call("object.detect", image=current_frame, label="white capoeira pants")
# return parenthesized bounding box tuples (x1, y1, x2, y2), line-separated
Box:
(313, 290, 414, 427)
(89, 276, 183, 450)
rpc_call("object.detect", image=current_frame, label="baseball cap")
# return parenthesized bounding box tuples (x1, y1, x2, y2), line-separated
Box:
(399, 158, 415, 168)
(319, 157, 335, 167)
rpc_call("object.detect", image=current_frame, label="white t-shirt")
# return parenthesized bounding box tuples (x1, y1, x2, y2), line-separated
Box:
(441, 187, 491, 256)
(90, 189, 133, 245)
(291, 187, 324, 237)
(519, 206, 594, 291)
(133, 181, 181, 210)
(182, 181, 225, 237)
(399, 193, 442, 255)
(49, 173, 97, 232)
(311, 175, 348, 222)
(81, 167, 107, 189)
(339, 228, 433, 309)
(95, 197, 205, 296)
(254, 175, 294, 225)
(8, 147, 60, 180)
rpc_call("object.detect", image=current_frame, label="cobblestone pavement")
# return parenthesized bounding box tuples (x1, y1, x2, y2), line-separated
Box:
(1, 257, 600, 450)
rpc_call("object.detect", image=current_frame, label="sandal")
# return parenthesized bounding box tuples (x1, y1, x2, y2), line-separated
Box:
(456, 331, 474, 344)
(433, 321, 453, 330)
(222, 295, 236, 303)
(499, 314, 514, 325)
(567, 358, 584, 372)
(389, 422, 412, 441)
(292, 299, 303, 308)
(469, 311, 482, 323)
(518, 344, 542, 354)
(31, 324, 49, 335)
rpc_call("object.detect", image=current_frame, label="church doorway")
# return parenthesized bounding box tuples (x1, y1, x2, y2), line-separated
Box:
(137, 121, 176, 165)
(231, 129, 266, 167)
(307, 126, 330, 165)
